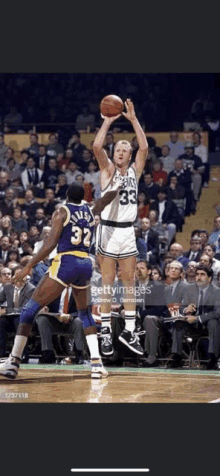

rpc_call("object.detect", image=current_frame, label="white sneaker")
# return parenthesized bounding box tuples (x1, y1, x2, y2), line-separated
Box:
(91, 363, 108, 379)
(0, 354, 20, 379)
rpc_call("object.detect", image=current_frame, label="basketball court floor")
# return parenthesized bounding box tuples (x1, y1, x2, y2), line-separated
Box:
(0, 364, 220, 403)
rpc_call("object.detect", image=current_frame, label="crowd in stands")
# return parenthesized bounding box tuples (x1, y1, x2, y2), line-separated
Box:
(0, 124, 220, 369)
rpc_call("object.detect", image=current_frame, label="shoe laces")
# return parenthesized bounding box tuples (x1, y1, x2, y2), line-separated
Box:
(102, 334, 112, 345)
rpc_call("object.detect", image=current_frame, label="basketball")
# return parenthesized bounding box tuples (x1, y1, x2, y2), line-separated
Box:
(100, 95, 124, 117)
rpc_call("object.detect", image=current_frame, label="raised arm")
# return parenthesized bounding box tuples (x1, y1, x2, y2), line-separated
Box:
(123, 99, 148, 180)
(12, 207, 67, 285)
(92, 114, 121, 172)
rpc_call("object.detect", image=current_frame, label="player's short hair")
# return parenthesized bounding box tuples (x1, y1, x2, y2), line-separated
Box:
(67, 182, 85, 203)
(115, 140, 132, 153)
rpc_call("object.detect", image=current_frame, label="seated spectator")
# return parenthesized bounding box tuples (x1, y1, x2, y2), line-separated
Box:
(67, 131, 86, 167)
(169, 243, 190, 269)
(151, 265, 163, 282)
(159, 144, 175, 174)
(21, 189, 39, 221)
(21, 156, 43, 195)
(20, 239, 34, 257)
(165, 176, 186, 218)
(152, 159, 168, 187)
(75, 105, 95, 132)
(183, 261, 197, 284)
(0, 265, 35, 360)
(171, 265, 220, 370)
(11, 206, 28, 232)
(166, 131, 185, 159)
(0, 187, 18, 216)
(148, 209, 169, 258)
(9, 230, 19, 250)
(84, 161, 101, 199)
(17, 231, 29, 255)
(104, 132, 115, 161)
(40, 158, 62, 192)
(19, 149, 30, 172)
(203, 244, 220, 282)
(140, 217, 159, 264)
(161, 261, 172, 286)
(36, 144, 51, 172)
(0, 170, 9, 201)
(150, 188, 181, 243)
(0, 236, 12, 264)
(79, 148, 93, 174)
(5, 157, 21, 183)
(58, 148, 73, 172)
(28, 207, 48, 233)
(54, 174, 68, 201)
(75, 173, 93, 202)
(207, 216, 220, 256)
(178, 141, 205, 203)
(5, 249, 20, 267)
(0, 266, 12, 293)
(184, 236, 203, 262)
(28, 226, 41, 247)
(136, 260, 169, 367)
(36, 285, 85, 364)
(138, 172, 160, 201)
(0, 215, 13, 237)
(134, 225, 147, 261)
(137, 192, 150, 220)
(0, 132, 9, 169)
(46, 133, 64, 162)
(65, 160, 80, 185)
(42, 188, 60, 218)
(26, 133, 40, 158)
(165, 260, 187, 307)
(192, 131, 209, 186)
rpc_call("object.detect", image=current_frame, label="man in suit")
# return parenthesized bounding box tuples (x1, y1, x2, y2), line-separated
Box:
(104, 132, 115, 160)
(0, 236, 12, 264)
(21, 156, 43, 194)
(184, 236, 203, 262)
(0, 266, 35, 358)
(165, 260, 188, 307)
(140, 217, 160, 264)
(169, 264, 220, 369)
(150, 188, 182, 243)
(136, 260, 170, 367)
(170, 243, 190, 270)
(35, 285, 85, 364)
(138, 172, 160, 201)
(0, 267, 12, 293)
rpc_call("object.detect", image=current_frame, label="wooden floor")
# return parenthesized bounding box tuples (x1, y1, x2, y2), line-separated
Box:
(1, 364, 220, 403)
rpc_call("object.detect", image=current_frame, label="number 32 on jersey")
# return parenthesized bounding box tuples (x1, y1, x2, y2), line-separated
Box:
(71, 226, 91, 247)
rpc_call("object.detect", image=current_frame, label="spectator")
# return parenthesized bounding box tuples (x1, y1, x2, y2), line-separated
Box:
(79, 148, 93, 174)
(84, 161, 101, 199)
(0, 170, 9, 201)
(37, 144, 50, 172)
(148, 209, 169, 258)
(167, 158, 194, 215)
(138, 172, 160, 201)
(26, 133, 40, 157)
(19, 149, 30, 172)
(75, 105, 95, 132)
(136, 260, 169, 367)
(28, 207, 48, 233)
(152, 159, 168, 187)
(21, 156, 43, 193)
(150, 188, 181, 243)
(172, 265, 220, 370)
(203, 244, 220, 282)
(183, 261, 197, 284)
(178, 141, 205, 203)
(184, 236, 203, 262)
(0, 215, 13, 237)
(134, 225, 148, 261)
(21, 189, 39, 221)
(5, 249, 20, 267)
(140, 217, 159, 264)
(207, 216, 220, 256)
(0, 133, 9, 169)
(11, 206, 28, 232)
(5, 157, 21, 183)
(159, 144, 175, 174)
(75, 173, 93, 202)
(0, 235, 12, 263)
(28, 226, 41, 247)
(166, 131, 185, 159)
(151, 266, 163, 282)
(67, 131, 86, 166)
(42, 188, 60, 218)
(165, 176, 186, 219)
(65, 160, 80, 185)
(33, 226, 57, 262)
(40, 158, 62, 192)
(137, 192, 150, 221)
(54, 174, 69, 201)
(17, 231, 29, 255)
(0, 265, 35, 359)
(0, 187, 18, 216)
(169, 243, 190, 269)
(58, 148, 73, 172)
(36, 286, 85, 364)
(0, 266, 12, 293)
(46, 133, 64, 162)
(104, 132, 115, 160)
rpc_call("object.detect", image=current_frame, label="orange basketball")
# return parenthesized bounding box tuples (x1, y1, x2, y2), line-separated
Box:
(100, 94, 124, 117)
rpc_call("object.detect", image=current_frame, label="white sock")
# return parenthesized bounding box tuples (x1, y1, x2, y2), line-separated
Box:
(11, 335, 28, 360)
(101, 313, 111, 332)
(86, 334, 101, 361)
(124, 311, 136, 333)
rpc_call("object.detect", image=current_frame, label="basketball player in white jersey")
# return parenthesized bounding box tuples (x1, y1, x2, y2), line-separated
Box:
(93, 99, 148, 356)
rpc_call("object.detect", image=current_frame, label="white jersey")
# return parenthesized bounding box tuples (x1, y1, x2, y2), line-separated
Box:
(101, 166, 138, 224)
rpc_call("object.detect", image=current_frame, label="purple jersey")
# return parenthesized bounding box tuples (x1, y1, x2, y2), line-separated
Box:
(57, 202, 95, 254)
